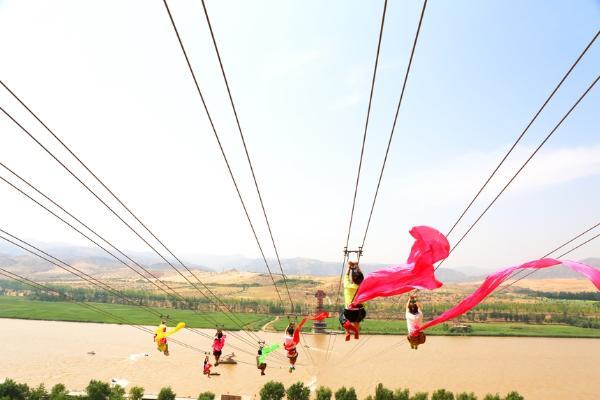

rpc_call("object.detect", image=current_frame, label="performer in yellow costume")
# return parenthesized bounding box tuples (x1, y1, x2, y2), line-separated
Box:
(154, 320, 186, 356)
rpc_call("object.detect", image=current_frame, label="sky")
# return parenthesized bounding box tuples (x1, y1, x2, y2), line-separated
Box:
(0, 0, 598, 272)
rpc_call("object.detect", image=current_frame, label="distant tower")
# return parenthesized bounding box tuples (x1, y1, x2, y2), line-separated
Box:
(313, 290, 327, 333)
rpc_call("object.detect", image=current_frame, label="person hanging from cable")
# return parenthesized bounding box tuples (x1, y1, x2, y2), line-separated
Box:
(203, 353, 212, 378)
(283, 322, 298, 373)
(340, 260, 366, 341)
(154, 320, 186, 356)
(256, 342, 271, 376)
(405, 294, 426, 349)
(154, 320, 170, 356)
(212, 328, 226, 366)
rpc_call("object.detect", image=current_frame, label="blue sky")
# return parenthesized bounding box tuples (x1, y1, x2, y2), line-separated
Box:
(0, 0, 598, 272)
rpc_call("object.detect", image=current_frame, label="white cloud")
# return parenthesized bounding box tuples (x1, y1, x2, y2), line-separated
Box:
(393, 144, 600, 207)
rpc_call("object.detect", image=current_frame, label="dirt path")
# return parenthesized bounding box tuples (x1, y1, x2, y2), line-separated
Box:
(261, 315, 279, 332)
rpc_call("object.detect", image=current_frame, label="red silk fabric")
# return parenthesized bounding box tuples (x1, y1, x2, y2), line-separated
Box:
(416, 259, 600, 334)
(351, 226, 449, 307)
(292, 311, 329, 345)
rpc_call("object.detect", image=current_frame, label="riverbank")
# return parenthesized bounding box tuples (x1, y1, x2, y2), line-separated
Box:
(2, 297, 600, 338)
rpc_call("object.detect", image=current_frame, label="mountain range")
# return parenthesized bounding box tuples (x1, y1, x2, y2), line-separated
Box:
(0, 241, 597, 283)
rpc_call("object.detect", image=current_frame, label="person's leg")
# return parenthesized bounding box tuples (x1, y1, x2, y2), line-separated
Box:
(353, 322, 360, 339)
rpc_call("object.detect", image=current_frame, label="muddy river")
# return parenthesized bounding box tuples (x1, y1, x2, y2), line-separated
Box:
(2, 319, 599, 399)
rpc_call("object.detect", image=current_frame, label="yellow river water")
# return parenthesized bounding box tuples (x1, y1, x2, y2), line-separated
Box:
(2, 319, 599, 399)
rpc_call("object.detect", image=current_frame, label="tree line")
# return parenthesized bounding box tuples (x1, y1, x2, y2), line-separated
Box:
(0, 378, 526, 400)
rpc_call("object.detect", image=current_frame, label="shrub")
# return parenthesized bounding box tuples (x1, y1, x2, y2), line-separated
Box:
(109, 385, 126, 400)
(50, 384, 68, 400)
(456, 393, 477, 400)
(393, 389, 410, 400)
(0, 379, 29, 400)
(410, 393, 428, 400)
(375, 384, 394, 400)
(431, 389, 454, 400)
(198, 391, 216, 400)
(365, 396, 374, 400)
(335, 387, 348, 400)
(157, 387, 176, 400)
(86, 380, 111, 400)
(286, 382, 309, 400)
(29, 384, 48, 400)
(129, 386, 145, 400)
(316, 386, 332, 400)
(260, 381, 285, 400)
(503, 393, 524, 400)
(345, 388, 358, 400)
(483, 395, 501, 400)
(336, 387, 357, 400)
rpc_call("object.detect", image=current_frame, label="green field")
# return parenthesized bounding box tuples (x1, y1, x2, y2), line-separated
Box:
(2, 296, 600, 338)
(270, 313, 600, 338)
(0, 297, 271, 330)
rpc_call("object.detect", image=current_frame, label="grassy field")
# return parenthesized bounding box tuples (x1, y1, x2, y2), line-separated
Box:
(3, 296, 599, 338)
(271, 314, 600, 338)
(0, 297, 271, 330)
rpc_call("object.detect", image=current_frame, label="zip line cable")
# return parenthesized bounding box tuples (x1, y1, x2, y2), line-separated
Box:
(0, 268, 225, 356)
(541, 222, 600, 259)
(0, 103, 264, 345)
(200, 0, 294, 313)
(361, 0, 428, 249)
(327, 0, 388, 363)
(1, 268, 285, 367)
(0, 232, 290, 363)
(498, 226, 600, 293)
(0, 164, 272, 352)
(0, 229, 164, 319)
(497, 221, 600, 290)
(435, 73, 600, 271)
(0, 234, 292, 362)
(444, 30, 599, 239)
(0, 80, 263, 343)
(161, 0, 285, 312)
(0, 163, 260, 345)
(335, 0, 388, 306)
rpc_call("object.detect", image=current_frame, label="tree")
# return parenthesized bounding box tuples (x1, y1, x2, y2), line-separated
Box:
(286, 382, 309, 400)
(375, 384, 394, 400)
(198, 392, 216, 400)
(0, 379, 29, 400)
(431, 389, 453, 400)
(50, 384, 69, 400)
(456, 393, 477, 400)
(482, 395, 501, 400)
(86, 380, 111, 400)
(129, 386, 145, 400)
(393, 389, 410, 400)
(345, 388, 358, 400)
(316, 386, 332, 400)
(260, 381, 285, 400)
(503, 392, 523, 400)
(410, 394, 428, 400)
(335, 387, 348, 400)
(28, 384, 48, 400)
(157, 387, 176, 400)
(109, 385, 126, 400)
